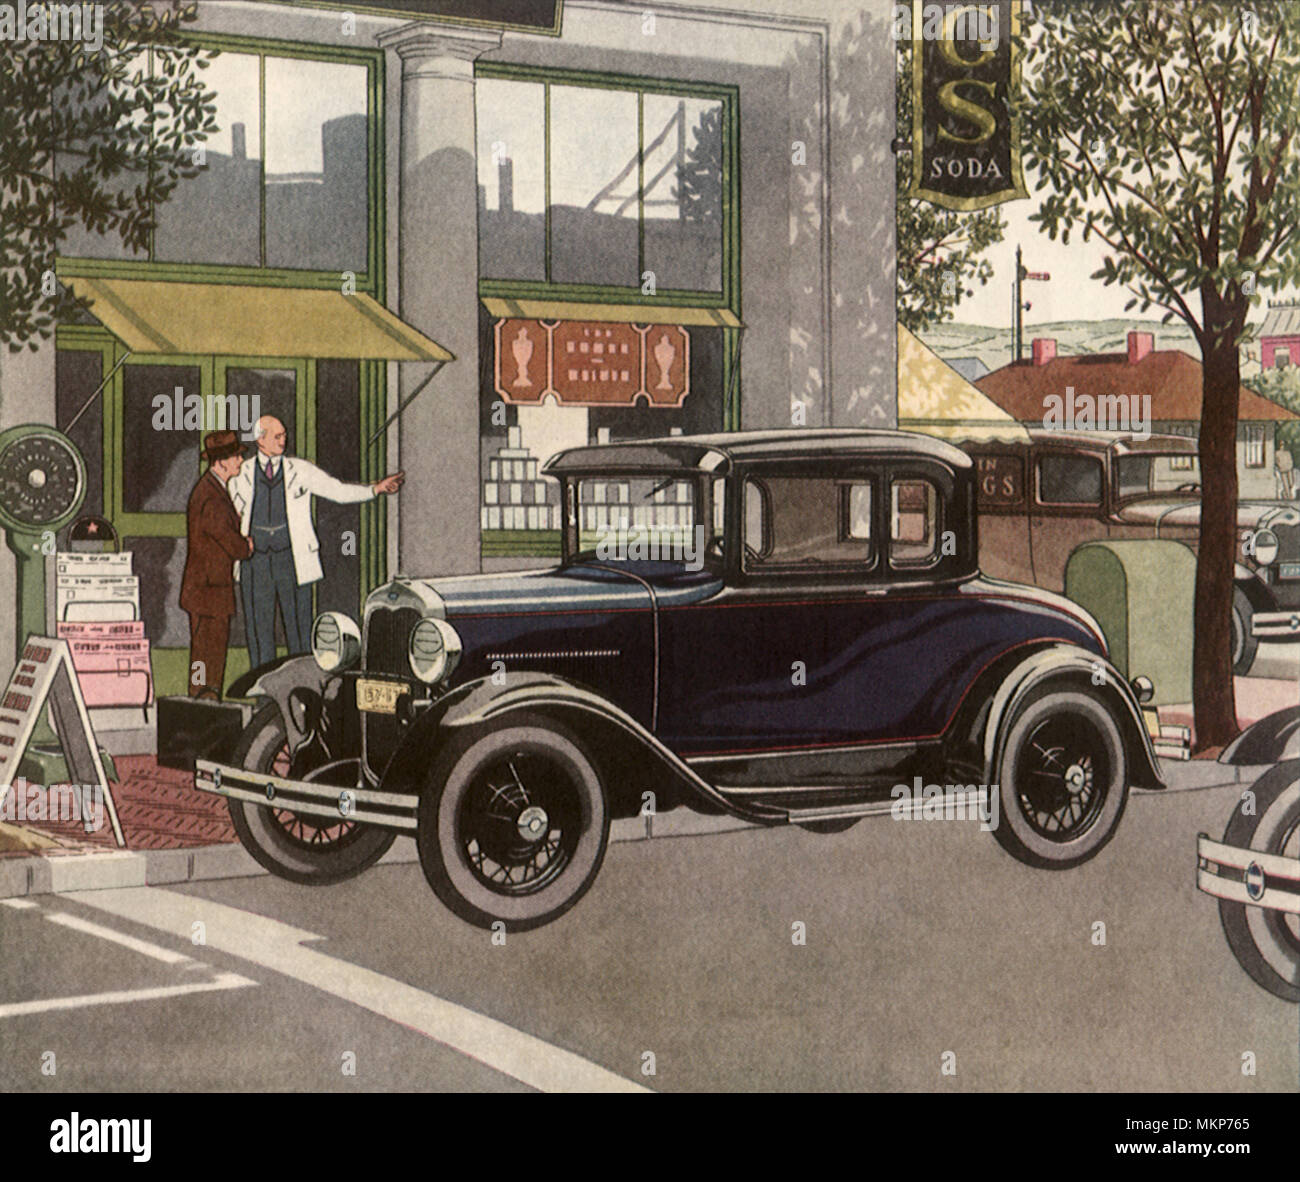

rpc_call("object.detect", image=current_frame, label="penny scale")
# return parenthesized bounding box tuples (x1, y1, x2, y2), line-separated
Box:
(0, 424, 116, 786)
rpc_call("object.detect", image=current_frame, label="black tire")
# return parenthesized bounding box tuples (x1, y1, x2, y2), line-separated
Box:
(799, 818, 861, 834)
(227, 702, 395, 885)
(1231, 588, 1258, 677)
(992, 689, 1129, 870)
(417, 715, 609, 931)
(1217, 762, 1300, 1002)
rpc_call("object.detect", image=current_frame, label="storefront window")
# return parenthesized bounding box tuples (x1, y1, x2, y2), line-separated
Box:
(153, 51, 262, 266)
(477, 77, 546, 281)
(476, 70, 734, 295)
(642, 95, 724, 293)
(122, 363, 203, 514)
(549, 85, 640, 287)
(60, 44, 375, 277)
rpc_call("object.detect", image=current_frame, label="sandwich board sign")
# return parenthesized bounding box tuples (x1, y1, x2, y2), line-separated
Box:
(0, 636, 124, 847)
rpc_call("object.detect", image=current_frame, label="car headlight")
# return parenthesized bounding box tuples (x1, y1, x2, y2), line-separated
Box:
(1253, 528, 1279, 566)
(311, 612, 360, 672)
(409, 617, 462, 684)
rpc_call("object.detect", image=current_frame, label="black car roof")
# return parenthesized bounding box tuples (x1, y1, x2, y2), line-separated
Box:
(543, 428, 973, 475)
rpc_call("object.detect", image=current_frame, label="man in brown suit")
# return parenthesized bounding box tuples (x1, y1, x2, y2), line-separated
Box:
(181, 432, 253, 699)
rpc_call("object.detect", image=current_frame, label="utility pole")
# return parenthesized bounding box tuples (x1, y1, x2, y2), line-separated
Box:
(1012, 245, 1051, 361)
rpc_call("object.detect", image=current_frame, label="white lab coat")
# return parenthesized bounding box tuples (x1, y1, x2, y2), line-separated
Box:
(229, 455, 375, 586)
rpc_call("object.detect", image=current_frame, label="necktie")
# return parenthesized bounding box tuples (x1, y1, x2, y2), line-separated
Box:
(265, 459, 274, 481)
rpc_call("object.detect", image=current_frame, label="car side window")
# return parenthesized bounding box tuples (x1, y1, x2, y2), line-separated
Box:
(1038, 454, 1102, 505)
(743, 475, 875, 569)
(890, 478, 940, 567)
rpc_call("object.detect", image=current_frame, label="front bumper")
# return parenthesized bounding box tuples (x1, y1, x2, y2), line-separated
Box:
(1196, 833, 1300, 913)
(194, 760, 419, 832)
(1251, 610, 1300, 639)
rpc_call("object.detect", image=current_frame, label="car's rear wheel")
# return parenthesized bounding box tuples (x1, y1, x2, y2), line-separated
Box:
(992, 690, 1128, 870)
(1231, 588, 1258, 676)
(417, 715, 609, 931)
(227, 703, 395, 884)
(1217, 762, 1300, 1002)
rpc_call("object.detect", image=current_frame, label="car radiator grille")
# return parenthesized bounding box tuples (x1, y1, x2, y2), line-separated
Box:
(363, 605, 420, 778)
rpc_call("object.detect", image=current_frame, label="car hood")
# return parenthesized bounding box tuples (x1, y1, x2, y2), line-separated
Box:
(395, 562, 724, 617)
(1116, 498, 1286, 528)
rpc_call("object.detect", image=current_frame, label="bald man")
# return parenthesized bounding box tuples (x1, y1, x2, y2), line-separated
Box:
(228, 416, 404, 670)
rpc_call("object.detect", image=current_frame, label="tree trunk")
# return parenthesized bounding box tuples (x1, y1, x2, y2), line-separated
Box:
(1192, 305, 1243, 751)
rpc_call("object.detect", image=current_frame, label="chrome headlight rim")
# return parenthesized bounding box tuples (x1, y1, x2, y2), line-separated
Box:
(1254, 527, 1280, 567)
(311, 611, 361, 672)
(408, 617, 462, 685)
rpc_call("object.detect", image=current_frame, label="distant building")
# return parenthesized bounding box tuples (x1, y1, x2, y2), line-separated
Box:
(976, 331, 1297, 499)
(946, 356, 990, 383)
(1259, 300, 1300, 370)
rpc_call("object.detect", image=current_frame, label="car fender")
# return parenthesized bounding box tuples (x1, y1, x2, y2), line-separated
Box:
(1233, 565, 1275, 614)
(1219, 706, 1300, 765)
(982, 645, 1164, 791)
(228, 655, 329, 757)
(380, 672, 786, 823)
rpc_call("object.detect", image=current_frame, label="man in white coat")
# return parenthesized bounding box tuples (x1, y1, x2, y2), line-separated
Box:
(229, 415, 404, 669)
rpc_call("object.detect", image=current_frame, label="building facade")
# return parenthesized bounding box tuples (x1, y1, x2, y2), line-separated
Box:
(0, 0, 898, 697)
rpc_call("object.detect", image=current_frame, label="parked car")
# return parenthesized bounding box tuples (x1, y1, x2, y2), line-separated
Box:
(194, 429, 1163, 930)
(1196, 706, 1300, 1002)
(959, 429, 1300, 673)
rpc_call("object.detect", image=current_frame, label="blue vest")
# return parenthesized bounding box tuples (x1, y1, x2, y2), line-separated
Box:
(250, 461, 290, 552)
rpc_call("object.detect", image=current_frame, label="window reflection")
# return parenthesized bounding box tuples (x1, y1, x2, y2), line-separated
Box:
(549, 85, 640, 287)
(643, 95, 724, 292)
(477, 78, 546, 281)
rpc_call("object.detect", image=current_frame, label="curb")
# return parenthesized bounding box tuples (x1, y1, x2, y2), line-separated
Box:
(0, 812, 759, 900)
(0, 764, 1268, 901)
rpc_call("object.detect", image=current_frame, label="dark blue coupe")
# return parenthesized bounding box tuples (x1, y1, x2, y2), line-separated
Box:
(196, 430, 1165, 930)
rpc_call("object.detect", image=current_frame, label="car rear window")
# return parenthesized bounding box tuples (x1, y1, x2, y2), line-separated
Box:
(890, 478, 940, 567)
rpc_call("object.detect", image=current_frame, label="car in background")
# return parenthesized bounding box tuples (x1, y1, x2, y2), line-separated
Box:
(959, 429, 1300, 673)
(1197, 707, 1300, 1002)
(194, 429, 1164, 931)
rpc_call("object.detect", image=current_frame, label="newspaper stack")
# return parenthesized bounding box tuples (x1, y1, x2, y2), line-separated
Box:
(54, 551, 153, 711)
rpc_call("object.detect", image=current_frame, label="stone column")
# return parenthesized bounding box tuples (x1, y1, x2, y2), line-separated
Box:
(377, 24, 501, 576)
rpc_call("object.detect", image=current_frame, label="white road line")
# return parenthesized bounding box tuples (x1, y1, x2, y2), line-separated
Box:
(45, 912, 197, 965)
(0, 973, 256, 1019)
(67, 887, 649, 1094)
(1, 898, 39, 910)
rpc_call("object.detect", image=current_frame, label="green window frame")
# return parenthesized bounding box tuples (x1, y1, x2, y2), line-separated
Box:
(475, 62, 741, 315)
(56, 33, 386, 297)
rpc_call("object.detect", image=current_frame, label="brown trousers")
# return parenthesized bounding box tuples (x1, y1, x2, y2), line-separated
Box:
(188, 613, 232, 700)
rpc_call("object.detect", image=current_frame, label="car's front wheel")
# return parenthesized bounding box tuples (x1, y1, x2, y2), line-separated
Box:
(1217, 762, 1300, 1002)
(417, 715, 609, 931)
(227, 703, 396, 884)
(992, 689, 1129, 870)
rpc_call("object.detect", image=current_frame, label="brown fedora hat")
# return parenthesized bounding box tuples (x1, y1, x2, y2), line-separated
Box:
(203, 430, 244, 464)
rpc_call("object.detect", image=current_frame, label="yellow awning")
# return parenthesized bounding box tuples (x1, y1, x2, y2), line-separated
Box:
(60, 275, 453, 362)
(482, 296, 742, 328)
(897, 324, 1029, 443)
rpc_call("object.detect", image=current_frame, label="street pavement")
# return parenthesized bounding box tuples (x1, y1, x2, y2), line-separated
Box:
(2, 778, 1295, 1092)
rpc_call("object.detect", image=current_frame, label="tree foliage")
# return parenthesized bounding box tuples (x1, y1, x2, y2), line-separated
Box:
(0, 2, 217, 350)
(1018, 0, 1300, 747)
(896, 40, 1005, 332)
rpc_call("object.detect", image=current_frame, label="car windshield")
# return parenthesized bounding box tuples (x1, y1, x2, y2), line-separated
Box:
(568, 474, 722, 568)
(1114, 453, 1202, 501)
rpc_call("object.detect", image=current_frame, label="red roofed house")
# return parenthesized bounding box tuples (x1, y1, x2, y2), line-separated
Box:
(1259, 300, 1300, 370)
(976, 331, 1298, 500)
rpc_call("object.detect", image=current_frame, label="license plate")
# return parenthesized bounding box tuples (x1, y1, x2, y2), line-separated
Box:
(1280, 563, 1300, 580)
(356, 678, 407, 715)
